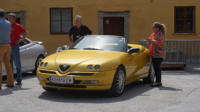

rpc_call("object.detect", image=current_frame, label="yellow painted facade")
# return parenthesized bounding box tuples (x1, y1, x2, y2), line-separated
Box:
(1, 0, 200, 54)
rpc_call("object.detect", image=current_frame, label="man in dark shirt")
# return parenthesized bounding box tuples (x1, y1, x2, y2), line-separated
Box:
(69, 15, 92, 44)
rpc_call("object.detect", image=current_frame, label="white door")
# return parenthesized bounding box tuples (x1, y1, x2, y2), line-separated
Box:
(19, 39, 35, 71)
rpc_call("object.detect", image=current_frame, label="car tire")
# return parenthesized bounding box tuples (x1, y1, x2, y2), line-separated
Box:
(33, 55, 44, 75)
(109, 66, 126, 97)
(143, 64, 155, 84)
(43, 87, 57, 92)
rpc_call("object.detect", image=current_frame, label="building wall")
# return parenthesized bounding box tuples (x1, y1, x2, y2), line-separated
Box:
(1, 0, 200, 54)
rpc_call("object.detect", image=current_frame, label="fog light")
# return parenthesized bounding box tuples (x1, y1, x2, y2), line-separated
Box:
(87, 65, 93, 69)
(38, 77, 46, 81)
(84, 80, 99, 84)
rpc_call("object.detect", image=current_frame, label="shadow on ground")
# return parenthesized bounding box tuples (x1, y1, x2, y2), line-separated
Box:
(2, 72, 36, 82)
(38, 81, 182, 103)
(0, 72, 33, 96)
(0, 86, 31, 96)
(158, 86, 182, 91)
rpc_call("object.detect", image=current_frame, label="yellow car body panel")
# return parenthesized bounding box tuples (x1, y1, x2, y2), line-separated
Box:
(37, 44, 150, 91)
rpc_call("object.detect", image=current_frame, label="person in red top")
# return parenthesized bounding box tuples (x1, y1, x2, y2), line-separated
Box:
(8, 13, 27, 85)
(146, 22, 166, 87)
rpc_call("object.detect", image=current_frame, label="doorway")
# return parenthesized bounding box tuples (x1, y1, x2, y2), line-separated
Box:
(103, 17, 124, 36)
(98, 11, 130, 41)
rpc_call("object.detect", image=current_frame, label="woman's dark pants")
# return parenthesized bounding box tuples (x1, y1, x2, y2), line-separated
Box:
(152, 58, 163, 83)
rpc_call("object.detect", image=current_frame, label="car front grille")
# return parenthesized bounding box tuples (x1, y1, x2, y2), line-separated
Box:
(46, 83, 86, 88)
(59, 64, 70, 73)
(40, 70, 56, 74)
(69, 73, 94, 76)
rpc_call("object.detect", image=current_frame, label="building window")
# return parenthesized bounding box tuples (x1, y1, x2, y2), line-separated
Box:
(175, 6, 195, 33)
(50, 8, 73, 34)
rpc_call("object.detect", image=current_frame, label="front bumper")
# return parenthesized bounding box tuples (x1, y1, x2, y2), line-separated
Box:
(37, 69, 116, 90)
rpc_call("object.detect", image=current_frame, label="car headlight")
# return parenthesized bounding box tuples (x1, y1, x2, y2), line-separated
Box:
(44, 62, 48, 67)
(87, 65, 93, 69)
(94, 65, 101, 70)
(87, 65, 101, 70)
(40, 62, 48, 67)
(40, 62, 44, 66)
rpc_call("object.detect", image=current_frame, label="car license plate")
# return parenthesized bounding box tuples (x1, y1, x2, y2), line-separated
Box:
(49, 76, 74, 84)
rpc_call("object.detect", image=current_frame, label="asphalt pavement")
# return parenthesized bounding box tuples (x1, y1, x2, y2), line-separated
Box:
(0, 66, 200, 112)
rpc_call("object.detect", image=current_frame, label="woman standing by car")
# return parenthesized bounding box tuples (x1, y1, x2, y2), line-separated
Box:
(146, 22, 166, 87)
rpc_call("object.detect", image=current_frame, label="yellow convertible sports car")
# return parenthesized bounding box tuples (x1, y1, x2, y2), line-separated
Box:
(37, 35, 154, 96)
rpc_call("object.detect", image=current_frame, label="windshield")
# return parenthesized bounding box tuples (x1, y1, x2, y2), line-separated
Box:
(69, 35, 127, 52)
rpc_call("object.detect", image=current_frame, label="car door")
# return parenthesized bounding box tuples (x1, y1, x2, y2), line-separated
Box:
(125, 46, 148, 83)
(19, 39, 35, 71)
(133, 48, 149, 77)
(126, 51, 141, 81)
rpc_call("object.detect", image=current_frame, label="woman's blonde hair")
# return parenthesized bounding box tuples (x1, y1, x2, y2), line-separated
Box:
(153, 22, 166, 36)
(160, 24, 166, 35)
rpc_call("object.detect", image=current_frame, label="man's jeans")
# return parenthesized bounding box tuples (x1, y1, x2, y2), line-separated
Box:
(11, 44, 22, 83)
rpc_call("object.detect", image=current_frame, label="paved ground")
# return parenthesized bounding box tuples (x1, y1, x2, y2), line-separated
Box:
(0, 67, 200, 112)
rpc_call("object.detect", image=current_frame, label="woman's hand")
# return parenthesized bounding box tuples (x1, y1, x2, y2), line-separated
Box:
(145, 37, 151, 46)
(145, 37, 151, 41)
(163, 56, 166, 61)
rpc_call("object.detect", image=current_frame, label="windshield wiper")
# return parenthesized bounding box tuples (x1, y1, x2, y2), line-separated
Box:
(83, 48, 104, 50)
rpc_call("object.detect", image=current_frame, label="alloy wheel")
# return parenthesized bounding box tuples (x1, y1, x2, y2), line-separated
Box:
(36, 56, 44, 67)
(115, 69, 125, 94)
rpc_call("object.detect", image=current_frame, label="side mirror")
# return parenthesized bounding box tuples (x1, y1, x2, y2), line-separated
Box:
(128, 48, 140, 54)
(56, 45, 69, 53)
(34, 41, 43, 45)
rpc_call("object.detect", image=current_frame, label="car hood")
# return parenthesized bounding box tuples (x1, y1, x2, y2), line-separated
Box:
(55, 50, 124, 64)
(43, 50, 126, 71)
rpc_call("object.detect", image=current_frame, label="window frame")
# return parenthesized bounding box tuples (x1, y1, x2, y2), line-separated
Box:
(50, 8, 73, 34)
(174, 6, 196, 34)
